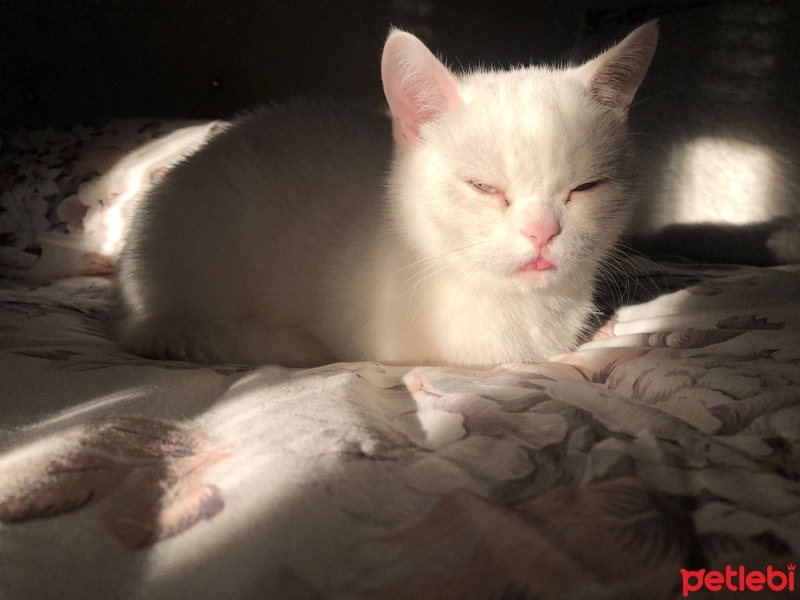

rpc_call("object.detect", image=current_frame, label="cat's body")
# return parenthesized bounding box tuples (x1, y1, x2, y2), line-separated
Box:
(114, 24, 658, 367)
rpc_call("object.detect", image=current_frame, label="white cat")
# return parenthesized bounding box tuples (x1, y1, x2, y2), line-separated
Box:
(113, 22, 658, 367)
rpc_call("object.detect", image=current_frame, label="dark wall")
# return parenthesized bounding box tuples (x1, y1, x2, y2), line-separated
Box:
(0, 0, 587, 129)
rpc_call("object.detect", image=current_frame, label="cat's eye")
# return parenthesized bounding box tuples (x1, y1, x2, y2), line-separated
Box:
(470, 180, 499, 194)
(572, 180, 603, 193)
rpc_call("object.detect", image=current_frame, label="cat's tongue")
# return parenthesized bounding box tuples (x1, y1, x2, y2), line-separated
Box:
(523, 257, 553, 271)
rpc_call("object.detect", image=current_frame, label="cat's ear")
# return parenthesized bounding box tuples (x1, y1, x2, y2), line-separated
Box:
(382, 30, 462, 144)
(575, 21, 659, 113)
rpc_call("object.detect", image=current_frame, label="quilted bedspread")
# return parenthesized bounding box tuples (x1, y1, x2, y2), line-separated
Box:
(1, 260, 799, 599)
(1, 121, 800, 599)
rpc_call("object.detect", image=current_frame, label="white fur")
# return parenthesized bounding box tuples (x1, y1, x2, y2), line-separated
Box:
(113, 24, 658, 367)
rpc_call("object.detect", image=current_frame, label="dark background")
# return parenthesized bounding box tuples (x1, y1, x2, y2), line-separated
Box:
(1, 0, 689, 129)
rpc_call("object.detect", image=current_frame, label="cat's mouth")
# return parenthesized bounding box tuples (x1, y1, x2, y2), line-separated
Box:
(512, 257, 556, 282)
(521, 257, 553, 271)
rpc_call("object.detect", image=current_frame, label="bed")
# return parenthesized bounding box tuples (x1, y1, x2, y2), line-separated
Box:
(2, 120, 799, 599)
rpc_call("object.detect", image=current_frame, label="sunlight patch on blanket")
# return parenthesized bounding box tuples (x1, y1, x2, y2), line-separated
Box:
(671, 137, 777, 225)
(31, 389, 149, 429)
(79, 123, 222, 257)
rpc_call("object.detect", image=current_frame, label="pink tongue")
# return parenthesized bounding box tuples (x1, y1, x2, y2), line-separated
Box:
(524, 257, 553, 271)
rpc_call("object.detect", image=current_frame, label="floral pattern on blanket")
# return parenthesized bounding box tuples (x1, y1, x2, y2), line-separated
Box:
(0, 120, 222, 278)
(1, 264, 799, 599)
(0, 417, 230, 549)
(352, 478, 693, 600)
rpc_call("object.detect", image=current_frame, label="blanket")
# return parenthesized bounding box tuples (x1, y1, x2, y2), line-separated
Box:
(1, 119, 799, 599)
(2, 260, 799, 599)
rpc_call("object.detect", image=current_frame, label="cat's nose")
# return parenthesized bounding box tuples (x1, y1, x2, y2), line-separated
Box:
(521, 219, 561, 248)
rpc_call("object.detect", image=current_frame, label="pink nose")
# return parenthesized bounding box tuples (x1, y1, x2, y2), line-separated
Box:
(520, 218, 561, 248)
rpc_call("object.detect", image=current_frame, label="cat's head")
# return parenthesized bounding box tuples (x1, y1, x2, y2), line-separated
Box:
(382, 22, 658, 293)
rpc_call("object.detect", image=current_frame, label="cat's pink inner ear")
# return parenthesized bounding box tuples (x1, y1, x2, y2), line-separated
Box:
(576, 20, 659, 112)
(381, 30, 462, 143)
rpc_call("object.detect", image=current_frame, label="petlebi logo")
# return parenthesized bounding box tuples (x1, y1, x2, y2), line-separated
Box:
(681, 564, 795, 596)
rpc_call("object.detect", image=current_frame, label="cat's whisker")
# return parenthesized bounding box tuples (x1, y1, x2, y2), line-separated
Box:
(608, 244, 667, 297)
(400, 262, 448, 298)
(606, 246, 644, 271)
(400, 249, 479, 299)
(399, 241, 490, 291)
(396, 256, 453, 286)
(402, 249, 483, 323)
(605, 255, 643, 306)
(400, 258, 460, 300)
(403, 263, 453, 315)
(602, 253, 634, 303)
(597, 256, 622, 294)
(567, 265, 607, 330)
(585, 302, 607, 330)
(408, 273, 455, 329)
(397, 242, 490, 306)
(602, 254, 635, 304)
(392, 241, 488, 275)
(594, 258, 625, 304)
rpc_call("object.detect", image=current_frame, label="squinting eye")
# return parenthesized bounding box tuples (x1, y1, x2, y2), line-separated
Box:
(572, 180, 604, 192)
(470, 180, 499, 194)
